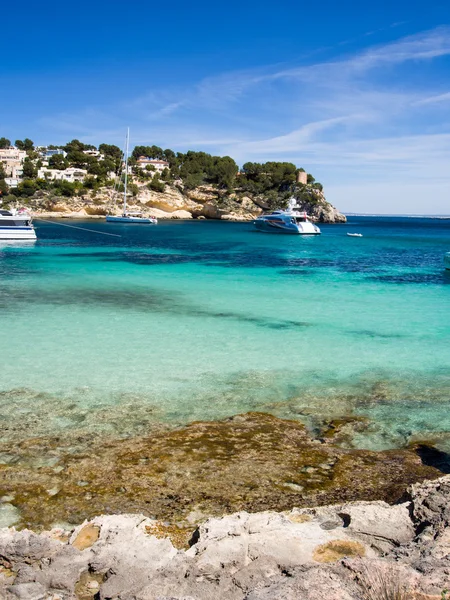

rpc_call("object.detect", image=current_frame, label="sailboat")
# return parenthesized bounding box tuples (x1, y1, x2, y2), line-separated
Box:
(106, 129, 157, 224)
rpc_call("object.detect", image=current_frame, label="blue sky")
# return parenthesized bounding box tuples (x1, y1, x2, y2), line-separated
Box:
(2, 0, 450, 214)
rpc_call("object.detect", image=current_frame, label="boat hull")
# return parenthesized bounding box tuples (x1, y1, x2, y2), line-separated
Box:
(254, 220, 320, 235)
(106, 216, 157, 224)
(0, 227, 37, 240)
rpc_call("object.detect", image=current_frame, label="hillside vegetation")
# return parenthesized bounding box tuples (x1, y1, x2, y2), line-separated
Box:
(0, 137, 346, 222)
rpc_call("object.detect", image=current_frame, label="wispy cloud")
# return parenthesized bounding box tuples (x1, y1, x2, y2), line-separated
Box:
(413, 91, 450, 106)
(36, 26, 450, 213)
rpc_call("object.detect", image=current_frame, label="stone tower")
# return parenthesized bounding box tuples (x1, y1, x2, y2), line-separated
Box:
(296, 170, 307, 185)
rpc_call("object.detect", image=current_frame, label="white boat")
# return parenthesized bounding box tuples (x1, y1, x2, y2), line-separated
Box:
(106, 212, 157, 224)
(106, 128, 157, 225)
(444, 252, 450, 270)
(254, 198, 321, 235)
(0, 208, 37, 240)
(347, 233, 363, 237)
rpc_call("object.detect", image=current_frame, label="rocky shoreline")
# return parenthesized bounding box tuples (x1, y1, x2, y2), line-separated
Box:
(1, 475, 449, 599)
(27, 183, 347, 223)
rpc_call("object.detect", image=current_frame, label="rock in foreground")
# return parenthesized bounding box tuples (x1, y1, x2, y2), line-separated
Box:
(1, 476, 450, 599)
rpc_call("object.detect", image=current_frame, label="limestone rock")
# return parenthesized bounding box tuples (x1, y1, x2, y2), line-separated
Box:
(30, 181, 345, 222)
(169, 210, 193, 219)
(1, 476, 450, 599)
(70, 522, 100, 550)
(6, 582, 46, 599)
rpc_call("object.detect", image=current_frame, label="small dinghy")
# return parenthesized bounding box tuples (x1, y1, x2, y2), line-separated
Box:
(347, 233, 363, 237)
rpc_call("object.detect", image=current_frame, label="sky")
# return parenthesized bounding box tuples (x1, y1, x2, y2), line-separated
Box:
(1, 0, 450, 214)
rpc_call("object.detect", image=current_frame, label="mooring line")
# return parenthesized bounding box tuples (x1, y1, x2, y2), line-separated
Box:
(34, 218, 122, 238)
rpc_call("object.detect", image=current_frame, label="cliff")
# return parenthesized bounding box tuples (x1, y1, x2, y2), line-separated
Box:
(28, 182, 347, 223)
(1, 475, 449, 599)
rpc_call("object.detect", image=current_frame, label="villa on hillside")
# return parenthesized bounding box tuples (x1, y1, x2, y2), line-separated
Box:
(136, 157, 169, 173)
(37, 167, 88, 182)
(42, 149, 67, 159)
(0, 147, 27, 180)
(83, 149, 104, 159)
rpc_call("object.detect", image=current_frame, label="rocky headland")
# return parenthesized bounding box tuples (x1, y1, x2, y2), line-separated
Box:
(1, 474, 449, 599)
(27, 183, 346, 223)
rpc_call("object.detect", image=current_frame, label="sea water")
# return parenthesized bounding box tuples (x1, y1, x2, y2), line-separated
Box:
(1, 216, 449, 451)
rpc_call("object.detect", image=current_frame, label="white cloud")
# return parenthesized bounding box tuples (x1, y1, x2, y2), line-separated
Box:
(34, 26, 450, 213)
(413, 91, 450, 106)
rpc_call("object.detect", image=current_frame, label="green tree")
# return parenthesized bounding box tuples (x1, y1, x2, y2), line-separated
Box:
(87, 159, 103, 176)
(0, 137, 11, 149)
(66, 150, 88, 168)
(22, 157, 37, 178)
(51, 180, 80, 197)
(0, 179, 8, 197)
(64, 139, 96, 153)
(242, 162, 264, 180)
(132, 145, 164, 160)
(99, 144, 123, 173)
(128, 183, 139, 197)
(15, 138, 34, 151)
(240, 161, 296, 194)
(212, 156, 238, 188)
(83, 176, 100, 191)
(0, 163, 7, 179)
(99, 143, 122, 159)
(48, 154, 69, 170)
(307, 173, 315, 184)
(2, 193, 17, 205)
(161, 167, 172, 182)
(182, 172, 203, 190)
(163, 148, 177, 167)
(13, 179, 40, 197)
(147, 173, 165, 192)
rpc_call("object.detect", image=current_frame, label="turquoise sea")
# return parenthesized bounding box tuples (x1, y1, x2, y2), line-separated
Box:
(1, 216, 450, 453)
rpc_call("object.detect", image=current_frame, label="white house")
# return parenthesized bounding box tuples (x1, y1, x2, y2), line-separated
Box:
(37, 167, 88, 182)
(136, 157, 169, 174)
(43, 149, 67, 159)
(0, 147, 27, 180)
(83, 149, 104, 159)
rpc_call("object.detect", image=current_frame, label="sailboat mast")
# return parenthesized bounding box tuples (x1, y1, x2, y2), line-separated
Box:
(123, 127, 129, 214)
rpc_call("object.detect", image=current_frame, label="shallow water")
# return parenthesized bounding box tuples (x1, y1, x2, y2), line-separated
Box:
(1, 216, 450, 452)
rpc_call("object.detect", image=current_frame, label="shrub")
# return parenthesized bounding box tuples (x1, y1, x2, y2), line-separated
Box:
(359, 564, 412, 600)
(147, 175, 165, 193)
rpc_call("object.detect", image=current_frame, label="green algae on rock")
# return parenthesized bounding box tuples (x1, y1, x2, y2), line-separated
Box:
(0, 413, 444, 530)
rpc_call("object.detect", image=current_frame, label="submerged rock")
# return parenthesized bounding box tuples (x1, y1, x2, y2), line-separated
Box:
(0, 413, 443, 530)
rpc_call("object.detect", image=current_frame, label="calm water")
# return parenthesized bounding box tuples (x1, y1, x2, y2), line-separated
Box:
(1, 216, 450, 451)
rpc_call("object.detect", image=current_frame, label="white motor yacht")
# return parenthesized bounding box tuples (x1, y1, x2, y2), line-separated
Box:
(0, 208, 37, 240)
(254, 198, 321, 235)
